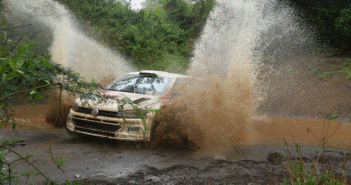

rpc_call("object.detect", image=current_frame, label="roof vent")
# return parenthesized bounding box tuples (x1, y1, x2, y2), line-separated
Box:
(139, 72, 157, 77)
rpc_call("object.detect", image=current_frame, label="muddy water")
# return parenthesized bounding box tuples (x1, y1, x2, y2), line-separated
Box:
(252, 116, 351, 148)
(6, 104, 351, 150)
(6, 104, 64, 133)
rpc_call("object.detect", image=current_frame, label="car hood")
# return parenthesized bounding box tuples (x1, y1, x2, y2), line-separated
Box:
(75, 91, 162, 111)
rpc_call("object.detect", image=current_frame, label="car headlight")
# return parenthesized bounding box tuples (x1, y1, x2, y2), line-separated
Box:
(117, 109, 148, 118)
(72, 101, 79, 111)
(117, 110, 138, 118)
(128, 127, 141, 132)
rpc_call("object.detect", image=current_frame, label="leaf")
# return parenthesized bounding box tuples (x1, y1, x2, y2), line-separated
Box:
(55, 157, 67, 167)
(30, 90, 36, 95)
(12, 122, 16, 130)
(43, 61, 52, 68)
(29, 90, 43, 100)
(28, 44, 34, 50)
(72, 181, 81, 185)
(29, 152, 38, 156)
(20, 171, 40, 177)
(2, 18, 6, 25)
(34, 91, 43, 100)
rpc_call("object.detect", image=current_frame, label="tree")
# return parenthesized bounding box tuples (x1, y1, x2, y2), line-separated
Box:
(0, 16, 102, 184)
(141, 0, 165, 8)
(58, 0, 214, 72)
(0, 18, 101, 128)
(285, 0, 351, 51)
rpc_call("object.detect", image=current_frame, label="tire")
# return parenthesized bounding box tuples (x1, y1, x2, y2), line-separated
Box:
(65, 127, 82, 141)
(148, 121, 159, 149)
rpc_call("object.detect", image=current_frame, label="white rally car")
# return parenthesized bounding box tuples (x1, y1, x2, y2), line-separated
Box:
(66, 70, 187, 141)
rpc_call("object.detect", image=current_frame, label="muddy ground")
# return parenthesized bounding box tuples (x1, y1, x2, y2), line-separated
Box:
(1, 129, 351, 185)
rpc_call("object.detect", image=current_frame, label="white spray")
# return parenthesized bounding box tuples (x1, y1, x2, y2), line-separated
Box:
(157, 0, 314, 157)
(4, 0, 134, 82)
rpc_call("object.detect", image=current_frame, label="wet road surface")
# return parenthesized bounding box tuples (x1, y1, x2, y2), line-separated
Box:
(1, 114, 351, 184)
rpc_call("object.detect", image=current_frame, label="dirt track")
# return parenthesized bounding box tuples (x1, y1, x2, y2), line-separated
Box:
(6, 103, 351, 148)
(2, 111, 351, 184)
(1, 129, 351, 185)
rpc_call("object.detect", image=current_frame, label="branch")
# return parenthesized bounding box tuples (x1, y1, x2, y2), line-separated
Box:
(49, 145, 65, 173)
(5, 147, 50, 181)
(327, 107, 351, 139)
(1, 24, 32, 31)
(9, 157, 28, 165)
(0, 82, 61, 102)
(10, 37, 23, 52)
(48, 83, 65, 173)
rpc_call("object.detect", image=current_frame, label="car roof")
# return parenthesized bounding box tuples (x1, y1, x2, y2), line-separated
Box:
(128, 70, 188, 79)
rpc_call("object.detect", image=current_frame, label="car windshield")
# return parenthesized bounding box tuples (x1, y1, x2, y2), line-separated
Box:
(105, 74, 173, 94)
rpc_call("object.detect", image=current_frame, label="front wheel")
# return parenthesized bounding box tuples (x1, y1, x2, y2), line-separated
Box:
(65, 127, 82, 141)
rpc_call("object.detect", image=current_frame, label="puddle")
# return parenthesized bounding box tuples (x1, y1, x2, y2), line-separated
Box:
(250, 115, 351, 148)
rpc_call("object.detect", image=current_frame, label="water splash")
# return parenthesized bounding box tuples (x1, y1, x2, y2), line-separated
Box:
(4, 0, 134, 82)
(153, 0, 314, 157)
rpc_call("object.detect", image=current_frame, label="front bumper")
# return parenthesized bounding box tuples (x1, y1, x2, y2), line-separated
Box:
(66, 109, 152, 141)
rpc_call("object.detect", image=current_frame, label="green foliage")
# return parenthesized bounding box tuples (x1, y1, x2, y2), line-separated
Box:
(65, 180, 81, 185)
(281, 143, 347, 184)
(318, 72, 333, 79)
(55, 157, 67, 168)
(0, 17, 99, 184)
(325, 112, 340, 121)
(59, 0, 215, 72)
(307, 65, 319, 74)
(339, 68, 351, 79)
(287, 68, 300, 75)
(306, 59, 351, 80)
(338, 59, 351, 79)
(285, 0, 351, 51)
(0, 18, 100, 106)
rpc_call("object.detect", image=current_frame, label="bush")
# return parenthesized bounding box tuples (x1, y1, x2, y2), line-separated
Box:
(59, 0, 215, 71)
(285, 0, 351, 52)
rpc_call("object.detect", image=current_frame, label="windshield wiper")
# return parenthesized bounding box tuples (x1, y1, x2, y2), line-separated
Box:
(107, 88, 132, 93)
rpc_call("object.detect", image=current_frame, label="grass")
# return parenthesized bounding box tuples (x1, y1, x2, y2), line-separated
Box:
(318, 72, 334, 79)
(337, 58, 351, 79)
(306, 58, 351, 80)
(280, 110, 351, 184)
(287, 68, 300, 75)
(307, 65, 319, 74)
(280, 142, 349, 185)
